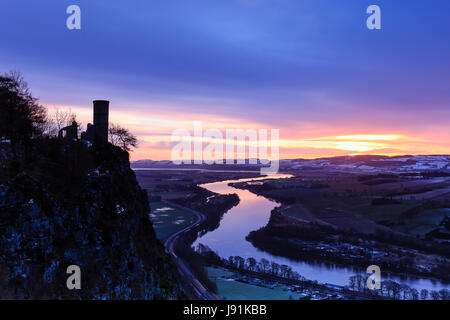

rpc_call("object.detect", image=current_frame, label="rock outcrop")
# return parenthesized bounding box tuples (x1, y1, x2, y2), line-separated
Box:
(0, 140, 184, 299)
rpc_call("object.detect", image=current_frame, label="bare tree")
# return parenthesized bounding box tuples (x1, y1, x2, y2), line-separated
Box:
(109, 123, 138, 152)
(430, 290, 440, 300)
(260, 258, 270, 274)
(439, 289, 449, 300)
(235, 256, 245, 269)
(43, 107, 78, 137)
(410, 288, 419, 300)
(381, 281, 393, 297)
(349, 276, 357, 291)
(55, 108, 76, 132)
(271, 261, 279, 276)
(246, 257, 257, 272)
(420, 289, 429, 300)
(227, 256, 235, 267)
(401, 285, 411, 300)
(355, 275, 365, 292)
(391, 282, 402, 299)
(284, 265, 293, 279)
(279, 264, 289, 278)
(38, 111, 56, 137)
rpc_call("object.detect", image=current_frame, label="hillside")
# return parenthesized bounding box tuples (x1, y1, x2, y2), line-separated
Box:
(0, 139, 184, 299)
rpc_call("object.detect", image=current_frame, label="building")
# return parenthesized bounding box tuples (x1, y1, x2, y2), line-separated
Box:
(58, 121, 78, 140)
(81, 100, 110, 144)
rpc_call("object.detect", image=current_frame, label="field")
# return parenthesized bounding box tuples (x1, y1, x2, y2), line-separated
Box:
(149, 201, 197, 241)
(234, 173, 450, 238)
(397, 208, 449, 236)
(350, 201, 448, 237)
(207, 267, 308, 300)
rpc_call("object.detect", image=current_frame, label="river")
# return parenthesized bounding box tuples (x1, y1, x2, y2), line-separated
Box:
(193, 174, 449, 292)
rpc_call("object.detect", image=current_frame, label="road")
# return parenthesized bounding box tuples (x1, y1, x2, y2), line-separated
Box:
(162, 200, 219, 300)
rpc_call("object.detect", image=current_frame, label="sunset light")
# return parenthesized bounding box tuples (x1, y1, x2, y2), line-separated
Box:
(1, 0, 450, 304)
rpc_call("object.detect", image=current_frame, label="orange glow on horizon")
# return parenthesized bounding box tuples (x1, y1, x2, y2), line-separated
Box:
(43, 105, 450, 161)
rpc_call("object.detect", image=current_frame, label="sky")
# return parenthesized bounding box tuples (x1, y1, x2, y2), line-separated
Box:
(1, 0, 450, 160)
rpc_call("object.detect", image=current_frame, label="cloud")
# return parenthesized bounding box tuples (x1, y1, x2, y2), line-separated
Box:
(145, 141, 177, 150)
(3, 1, 450, 161)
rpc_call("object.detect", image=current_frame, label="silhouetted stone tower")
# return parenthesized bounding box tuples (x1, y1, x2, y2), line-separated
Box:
(93, 100, 109, 144)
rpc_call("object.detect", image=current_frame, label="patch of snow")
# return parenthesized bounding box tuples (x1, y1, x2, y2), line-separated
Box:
(116, 204, 125, 215)
(155, 207, 174, 212)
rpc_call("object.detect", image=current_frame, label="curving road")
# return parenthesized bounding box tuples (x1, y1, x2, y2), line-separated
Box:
(162, 200, 219, 300)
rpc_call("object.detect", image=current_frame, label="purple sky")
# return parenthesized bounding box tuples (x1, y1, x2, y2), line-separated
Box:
(1, 0, 449, 159)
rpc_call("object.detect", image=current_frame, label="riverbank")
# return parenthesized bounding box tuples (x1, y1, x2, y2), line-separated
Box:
(136, 168, 449, 298)
(193, 174, 449, 293)
(207, 267, 335, 300)
(246, 209, 450, 293)
(135, 168, 265, 299)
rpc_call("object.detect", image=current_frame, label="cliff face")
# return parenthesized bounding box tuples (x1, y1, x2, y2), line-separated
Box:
(0, 140, 184, 299)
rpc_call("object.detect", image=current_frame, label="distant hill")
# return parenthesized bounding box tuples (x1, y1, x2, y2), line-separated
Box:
(279, 155, 450, 173)
(131, 158, 268, 170)
(131, 155, 450, 174)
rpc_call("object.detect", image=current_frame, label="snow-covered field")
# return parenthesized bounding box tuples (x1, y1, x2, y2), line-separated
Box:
(279, 155, 450, 174)
(131, 155, 450, 175)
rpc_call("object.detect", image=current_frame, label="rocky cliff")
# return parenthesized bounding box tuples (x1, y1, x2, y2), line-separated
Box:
(0, 140, 184, 299)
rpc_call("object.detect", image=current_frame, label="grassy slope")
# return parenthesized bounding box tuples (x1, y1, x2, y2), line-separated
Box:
(149, 201, 197, 241)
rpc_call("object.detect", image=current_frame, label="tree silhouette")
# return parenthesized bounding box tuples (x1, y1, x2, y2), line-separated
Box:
(430, 290, 440, 300)
(246, 257, 257, 271)
(0, 71, 46, 145)
(410, 289, 419, 300)
(439, 289, 449, 300)
(420, 289, 428, 300)
(109, 122, 138, 152)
